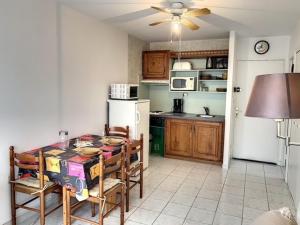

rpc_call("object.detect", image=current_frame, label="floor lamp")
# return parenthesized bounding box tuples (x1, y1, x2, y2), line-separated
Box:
(245, 73, 300, 183)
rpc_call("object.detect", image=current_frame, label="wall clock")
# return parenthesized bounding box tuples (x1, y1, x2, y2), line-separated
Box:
(254, 40, 270, 54)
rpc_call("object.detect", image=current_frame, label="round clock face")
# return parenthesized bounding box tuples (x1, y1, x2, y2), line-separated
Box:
(254, 40, 270, 54)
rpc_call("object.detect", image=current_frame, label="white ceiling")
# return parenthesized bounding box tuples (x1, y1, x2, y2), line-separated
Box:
(59, 0, 300, 42)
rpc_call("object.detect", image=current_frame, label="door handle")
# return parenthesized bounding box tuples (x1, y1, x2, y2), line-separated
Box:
(136, 111, 140, 123)
(235, 107, 242, 117)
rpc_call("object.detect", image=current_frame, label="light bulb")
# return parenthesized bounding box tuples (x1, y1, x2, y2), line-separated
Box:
(171, 21, 181, 35)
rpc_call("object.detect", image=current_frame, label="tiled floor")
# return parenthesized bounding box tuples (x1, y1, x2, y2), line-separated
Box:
(20, 156, 295, 225)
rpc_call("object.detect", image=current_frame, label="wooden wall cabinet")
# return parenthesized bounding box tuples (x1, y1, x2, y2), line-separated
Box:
(142, 51, 170, 80)
(165, 118, 224, 163)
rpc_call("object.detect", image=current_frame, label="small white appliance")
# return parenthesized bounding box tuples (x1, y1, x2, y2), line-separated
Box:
(173, 61, 192, 70)
(110, 84, 139, 100)
(108, 99, 150, 168)
(170, 77, 197, 91)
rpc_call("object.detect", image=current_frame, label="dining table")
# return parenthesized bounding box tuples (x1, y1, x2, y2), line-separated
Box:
(20, 134, 125, 200)
(18, 133, 139, 225)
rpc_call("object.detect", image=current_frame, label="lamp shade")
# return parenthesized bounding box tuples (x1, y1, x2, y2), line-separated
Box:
(245, 73, 300, 119)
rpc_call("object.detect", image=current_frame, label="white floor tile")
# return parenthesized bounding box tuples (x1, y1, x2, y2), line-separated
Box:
(153, 214, 185, 225)
(186, 208, 215, 224)
(192, 197, 218, 211)
(244, 197, 269, 210)
(213, 213, 242, 225)
(243, 207, 266, 220)
(217, 202, 243, 217)
(128, 208, 160, 225)
(198, 189, 221, 201)
(140, 197, 169, 212)
(170, 192, 196, 206)
(162, 202, 191, 218)
(220, 193, 243, 205)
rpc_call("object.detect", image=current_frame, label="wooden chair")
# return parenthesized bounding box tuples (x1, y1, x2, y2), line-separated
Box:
(9, 146, 62, 225)
(104, 124, 129, 138)
(65, 147, 125, 225)
(125, 134, 144, 212)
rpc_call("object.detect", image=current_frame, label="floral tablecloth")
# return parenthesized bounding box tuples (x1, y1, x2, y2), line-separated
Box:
(21, 134, 122, 200)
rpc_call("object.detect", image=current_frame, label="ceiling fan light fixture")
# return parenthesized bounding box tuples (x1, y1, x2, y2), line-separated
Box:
(171, 17, 181, 35)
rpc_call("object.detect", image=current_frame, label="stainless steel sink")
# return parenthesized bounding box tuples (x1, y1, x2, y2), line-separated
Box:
(196, 114, 215, 118)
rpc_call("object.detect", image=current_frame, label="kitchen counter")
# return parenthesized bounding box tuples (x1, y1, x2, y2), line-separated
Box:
(150, 112, 225, 123)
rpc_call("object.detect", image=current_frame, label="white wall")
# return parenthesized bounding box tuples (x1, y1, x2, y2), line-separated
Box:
(149, 39, 229, 115)
(149, 86, 226, 115)
(0, 2, 130, 224)
(288, 19, 300, 222)
(223, 31, 238, 169)
(0, 0, 59, 224)
(236, 36, 290, 65)
(128, 35, 149, 99)
(60, 5, 128, 137)
(234, 35, 290, 165)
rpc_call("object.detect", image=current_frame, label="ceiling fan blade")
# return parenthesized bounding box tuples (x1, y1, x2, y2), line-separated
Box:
(151, 6, 171, 14)
(181, 18, 200, 30)
(149, 19, 171, 26)
(184, 8, 211, 17)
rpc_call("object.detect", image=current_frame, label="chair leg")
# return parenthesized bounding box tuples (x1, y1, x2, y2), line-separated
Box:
(66, 189, 71, 225)
(90, 202, 96, 217)
(120, 184, 125, 225)
(140, 167, 143, 199)
(126, 176, 130, 212)
(10, 184, 16, 225)
(99, 199, 103, 225)
(40, 193, 45, 225)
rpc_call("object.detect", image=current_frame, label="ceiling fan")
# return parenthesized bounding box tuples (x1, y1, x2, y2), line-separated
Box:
(149, 2, 211, 31)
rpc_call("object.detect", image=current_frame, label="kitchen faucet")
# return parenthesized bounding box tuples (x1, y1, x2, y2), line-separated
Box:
(203, 107, 210, 115)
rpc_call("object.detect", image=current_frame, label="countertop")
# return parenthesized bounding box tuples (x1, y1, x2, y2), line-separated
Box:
(150, 112, 225, 123)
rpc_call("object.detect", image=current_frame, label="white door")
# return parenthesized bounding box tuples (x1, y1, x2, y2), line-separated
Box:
(233, 60, 285, 163)
(136, 101, 150, 169)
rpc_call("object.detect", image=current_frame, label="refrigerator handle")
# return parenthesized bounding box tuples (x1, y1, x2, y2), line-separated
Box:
(136, 111, 141, 124)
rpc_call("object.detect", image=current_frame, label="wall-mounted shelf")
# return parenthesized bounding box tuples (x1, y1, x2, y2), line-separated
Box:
(199, 80, 227, 82)
(170, 50, 229, 59)
(198, 91, 227, 94)
(140, 80, 169, 85)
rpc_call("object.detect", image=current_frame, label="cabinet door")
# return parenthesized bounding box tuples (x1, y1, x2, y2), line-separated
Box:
(143, 51, 169, 79)
(165, 119, 193, 157)
(193, 121, 223, 162)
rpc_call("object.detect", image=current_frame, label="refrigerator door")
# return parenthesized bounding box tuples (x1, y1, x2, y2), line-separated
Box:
(108, 99, 150, 169)
(135, 101, 150, 169)
(108, 100, 136, 138)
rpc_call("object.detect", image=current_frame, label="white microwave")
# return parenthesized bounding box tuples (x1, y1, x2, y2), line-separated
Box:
(170, 77, 197, 91)
(110, 84, 139, 100)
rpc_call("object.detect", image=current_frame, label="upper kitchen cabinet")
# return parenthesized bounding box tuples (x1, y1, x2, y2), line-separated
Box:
(142, 50, 170, 80)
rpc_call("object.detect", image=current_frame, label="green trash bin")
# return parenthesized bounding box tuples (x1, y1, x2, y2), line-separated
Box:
(150, 126, 164, 156)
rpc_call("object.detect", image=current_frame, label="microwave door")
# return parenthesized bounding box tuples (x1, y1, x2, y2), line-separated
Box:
(173, 79, 186, 89)
(130, 86, 138, 98)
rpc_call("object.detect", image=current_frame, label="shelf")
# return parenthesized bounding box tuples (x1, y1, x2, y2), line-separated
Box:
(141, 80, 169, 85)
(199, 80, 227, 82)
(170, 50, 229, 59)
(200, 69, 228, 71)
(171, 70, 199, 72)
(198, 91, 227, 94)
(171, 69, 227, 72)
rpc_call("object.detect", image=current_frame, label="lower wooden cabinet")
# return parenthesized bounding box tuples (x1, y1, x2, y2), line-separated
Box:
(165, 118, 224, 163)
(165, 119, 193, 157)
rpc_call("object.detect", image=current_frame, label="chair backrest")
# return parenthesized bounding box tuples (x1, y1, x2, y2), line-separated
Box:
(98, 146, 125, 198)
(9, 146, 45, 188)
(126, 134, 143, 168)
(105, 124, 129, 138)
